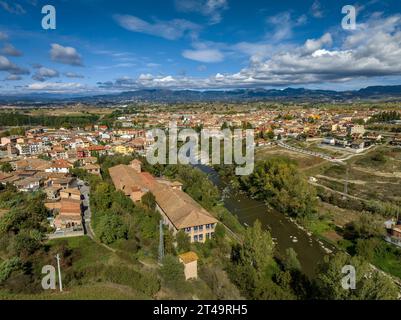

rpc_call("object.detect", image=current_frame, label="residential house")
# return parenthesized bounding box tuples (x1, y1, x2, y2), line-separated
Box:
(53, 199, 83, 231)
(60, 188, 81, 201)
(45, 159, 72, 174)
(83, 163, 101, 175)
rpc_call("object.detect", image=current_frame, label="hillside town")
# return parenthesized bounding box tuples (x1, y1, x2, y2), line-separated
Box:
(0, 106, 400, 238)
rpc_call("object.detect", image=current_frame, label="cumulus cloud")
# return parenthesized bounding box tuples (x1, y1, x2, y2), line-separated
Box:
(0, 1, 25, 14)
(64, 72, 84, 79)
(113, 14, 201, 40)
(303, 33, 332, 54)
(182, 48, 224, 63)
(32, 67, 59, 81)
(27, 82, 87, 93)
(175, 0, 228, 25)
(0, 55, 29, 75)
(1, 43, 22, 57)
(50, 44, 83, 66)
(97, 14, 401, 90)
(5, 74, 22, 81)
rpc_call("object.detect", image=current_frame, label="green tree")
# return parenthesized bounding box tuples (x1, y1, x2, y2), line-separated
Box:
(0, 162, 12, 173)
(176, 230, 191, 253)
(283, 248, 301, 271)
(160, 255, 185, 289)
(230, 220, 276, 299)
(240, 158, 317, 219)
(98, 214, 128, 245)
(141, 192, 156, 211)
(316, 252, 398, 300)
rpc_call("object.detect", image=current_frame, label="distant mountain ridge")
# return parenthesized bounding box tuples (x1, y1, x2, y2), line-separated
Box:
(1, 85, 401, 104)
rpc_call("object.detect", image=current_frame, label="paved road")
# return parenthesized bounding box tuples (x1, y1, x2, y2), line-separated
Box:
(77, 179, 94, 239)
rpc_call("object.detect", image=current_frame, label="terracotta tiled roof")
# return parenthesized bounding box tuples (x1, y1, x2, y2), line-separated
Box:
(109, 164, 218, 229)
(179, 251, 199, 264)
(60, 199, 81, 215)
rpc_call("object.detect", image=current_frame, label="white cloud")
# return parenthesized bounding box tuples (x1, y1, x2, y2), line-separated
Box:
(32, 67, 59, 81)
(311, 0, 324, 18)
(0, 55, 29, 75)
(266, 12, 307, 42)
(5, 74, 22, 81)
(0, 1, 25, 14)
(64, 72, 84, 79)
(113, 14, 201, 40)
(303, 33, 332, 54)
(1, 43, 22, 57)
(97, 14, 401, 90)
(27, 82, 86, 93)
(182, 48, 224, 63)
(50, 44, 83, 66)
(175, 0, 228, 25)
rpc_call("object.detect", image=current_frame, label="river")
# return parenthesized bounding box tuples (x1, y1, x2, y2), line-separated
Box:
(195, 164, 335, 279)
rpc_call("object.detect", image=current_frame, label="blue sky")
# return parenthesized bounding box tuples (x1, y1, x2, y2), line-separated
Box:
(0, 0, 401, 94)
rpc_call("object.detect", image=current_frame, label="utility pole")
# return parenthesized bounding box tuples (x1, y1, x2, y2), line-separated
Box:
(158, 220, 164, 265)
(344, 164, 350, 196)
(55, 254, 63, 292)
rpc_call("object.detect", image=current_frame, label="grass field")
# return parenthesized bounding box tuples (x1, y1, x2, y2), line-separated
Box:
(0, 283, 149, 300)
(256, 146, 325, 169)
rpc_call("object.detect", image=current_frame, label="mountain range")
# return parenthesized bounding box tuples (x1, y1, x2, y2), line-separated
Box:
(1, 85, 401, 104)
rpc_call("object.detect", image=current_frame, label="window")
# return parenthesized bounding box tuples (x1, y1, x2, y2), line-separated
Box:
(199, 234, 203, 241)
(194, 226, 198, 231)
(206, 233, 210, 240)
(185, 227, 191, 233)
(194, 235, 198, 242)
(199, 225, 203, 231)
(206, 224, 210, 229)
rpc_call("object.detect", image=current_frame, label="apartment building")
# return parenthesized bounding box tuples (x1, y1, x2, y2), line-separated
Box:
(109, 160, 218, 243)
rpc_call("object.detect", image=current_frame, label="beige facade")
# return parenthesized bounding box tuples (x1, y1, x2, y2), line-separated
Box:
(109, 160, 218, 244)
(179, 252, 198, 280)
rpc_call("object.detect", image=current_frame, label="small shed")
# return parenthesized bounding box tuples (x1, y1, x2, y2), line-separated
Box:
(178, 251, 199, 280)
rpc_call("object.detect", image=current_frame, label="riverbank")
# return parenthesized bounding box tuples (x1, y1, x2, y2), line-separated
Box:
(195, 164, 333, 279)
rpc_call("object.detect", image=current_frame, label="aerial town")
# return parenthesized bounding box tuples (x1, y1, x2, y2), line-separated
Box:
(0, 102, 400, 300)
(1, 0, 401, 305)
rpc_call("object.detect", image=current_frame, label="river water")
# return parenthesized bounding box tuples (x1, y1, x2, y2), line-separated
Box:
(195, 164, 335, 279)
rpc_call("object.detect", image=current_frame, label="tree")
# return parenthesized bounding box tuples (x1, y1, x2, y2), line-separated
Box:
(98, 214, 128, 245)
(282, 248, 301, 271)
(230, 220, 276, 299)
(0, 163, 12, 173)
(176, 230, 191, 253)
(316, 252, 398, 300)
(240, 158, 317, 219)
(160, 255, 185, 290)
(164, 228, 176, 255)
(344, 214, 384, 240)
(141, 192, 156, 211)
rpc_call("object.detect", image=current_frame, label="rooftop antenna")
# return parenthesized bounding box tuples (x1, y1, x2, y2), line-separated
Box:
(158, 220, 164, 265)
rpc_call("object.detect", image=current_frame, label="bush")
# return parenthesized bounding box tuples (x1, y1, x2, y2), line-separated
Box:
(97, 214, 128, 245)
(103, 266, 160, 297)
(160, 255, 185, 290)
